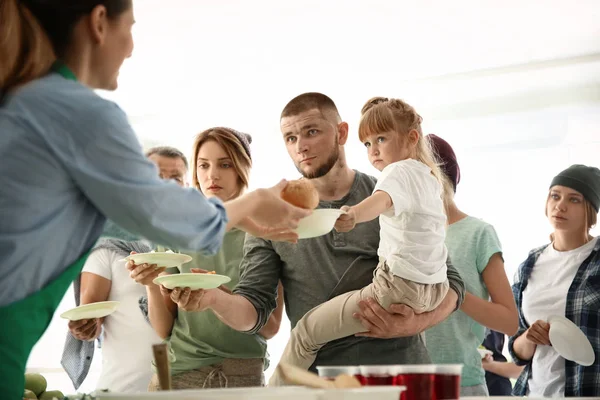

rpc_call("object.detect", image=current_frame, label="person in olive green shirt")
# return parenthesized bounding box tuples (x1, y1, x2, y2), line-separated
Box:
(130, 127, 284, 389)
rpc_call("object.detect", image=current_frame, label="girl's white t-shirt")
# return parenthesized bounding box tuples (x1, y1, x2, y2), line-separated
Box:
(374, 159, 448, 284)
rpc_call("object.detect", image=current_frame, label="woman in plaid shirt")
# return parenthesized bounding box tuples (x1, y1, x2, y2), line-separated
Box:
(509, 164, 600, 397)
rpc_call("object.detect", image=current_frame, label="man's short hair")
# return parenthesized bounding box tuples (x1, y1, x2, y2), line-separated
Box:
(280, 92, 341, 121)
(145, 146, 189, 170)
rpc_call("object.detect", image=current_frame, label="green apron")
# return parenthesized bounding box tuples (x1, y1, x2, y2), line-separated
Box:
(0, 253, 90, 399)
(0, 62, 90, 399)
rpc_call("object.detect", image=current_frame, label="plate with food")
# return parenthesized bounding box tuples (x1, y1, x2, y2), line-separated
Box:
(153, 272, 231, 290)
(121, 250, 192, 269)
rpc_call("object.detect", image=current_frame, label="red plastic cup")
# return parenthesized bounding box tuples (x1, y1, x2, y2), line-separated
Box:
(359, 365, 394, 386)
(432, 364, 462, 400)
(391, 365, 436, 400)
(316, 365, 365, 385)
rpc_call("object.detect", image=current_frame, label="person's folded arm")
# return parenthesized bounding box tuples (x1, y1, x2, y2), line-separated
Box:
(210, 234, 283, 333)
(508, 263, 535, 366)
(146, 282, 177, 339)
(461, 253, 519, 335)
(258, 282, 285, 339)
(445, 254, 465, 311)
(482, 357, 525, 379)
(509, 328, 535, 365)
(68, 270, 111, 341)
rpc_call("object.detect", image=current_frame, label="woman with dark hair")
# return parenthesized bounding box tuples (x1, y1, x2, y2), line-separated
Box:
(425, 134, 518, 396)
(0, 2, 308, 397)
(509, 164, 600, 397)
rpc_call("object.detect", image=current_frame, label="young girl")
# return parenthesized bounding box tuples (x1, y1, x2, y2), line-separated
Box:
(269, 97, 451, 385)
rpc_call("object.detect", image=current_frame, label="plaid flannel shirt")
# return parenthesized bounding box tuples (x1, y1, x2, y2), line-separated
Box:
(509, 238, 600, 397)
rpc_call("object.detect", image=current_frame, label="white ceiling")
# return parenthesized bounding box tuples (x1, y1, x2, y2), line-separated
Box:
(100, 0, 600, 150)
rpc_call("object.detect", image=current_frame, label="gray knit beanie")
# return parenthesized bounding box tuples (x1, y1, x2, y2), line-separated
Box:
(550, 164, 600, 212)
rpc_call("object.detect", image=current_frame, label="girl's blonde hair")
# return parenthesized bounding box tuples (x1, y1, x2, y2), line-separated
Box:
(547, 193, 598, 242)
(191, 127, 252, 199)
(359, 97, 454, 211)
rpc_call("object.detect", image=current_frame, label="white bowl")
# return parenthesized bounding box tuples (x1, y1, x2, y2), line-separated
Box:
(296, 209, 346, 239)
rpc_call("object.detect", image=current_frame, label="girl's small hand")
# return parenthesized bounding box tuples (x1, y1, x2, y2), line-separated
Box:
(334, 206, 356, 232)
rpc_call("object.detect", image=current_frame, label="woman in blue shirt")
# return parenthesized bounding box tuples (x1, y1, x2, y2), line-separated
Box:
(0, 1, 308, 398)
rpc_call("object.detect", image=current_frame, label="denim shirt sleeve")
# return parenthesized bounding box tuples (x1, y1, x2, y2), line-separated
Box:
(58, 101, 228, 254)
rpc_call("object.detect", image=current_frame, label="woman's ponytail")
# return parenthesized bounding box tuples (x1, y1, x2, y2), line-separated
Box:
(0, 0, 55, 94)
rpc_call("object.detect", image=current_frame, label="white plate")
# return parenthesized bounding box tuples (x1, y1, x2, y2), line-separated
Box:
(94, 387, 404, 400)
(296, 209, 346, 239)
(153, 273, 231, 290)
(477, 348, 493, 358)
(121, 252, 192, 269)
(60, 301, 120, 321)
(548, 315, 595, 366)
(97, 387, 321, 400)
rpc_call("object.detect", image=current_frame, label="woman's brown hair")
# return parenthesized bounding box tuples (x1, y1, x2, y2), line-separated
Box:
(191, 128, 252, 199)
(0, 0, 131, 93)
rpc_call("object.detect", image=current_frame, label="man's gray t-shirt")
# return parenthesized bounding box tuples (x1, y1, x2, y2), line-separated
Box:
(234, 171, 465, 370)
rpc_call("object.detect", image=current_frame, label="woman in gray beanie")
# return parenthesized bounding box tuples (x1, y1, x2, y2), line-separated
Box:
(509, 164, 600, 397)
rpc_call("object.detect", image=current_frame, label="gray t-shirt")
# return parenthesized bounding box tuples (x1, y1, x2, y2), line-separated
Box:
(234, 171, 465, 370)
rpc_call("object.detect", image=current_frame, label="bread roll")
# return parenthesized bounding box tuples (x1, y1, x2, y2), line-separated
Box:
(281, 179, 319, 209)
